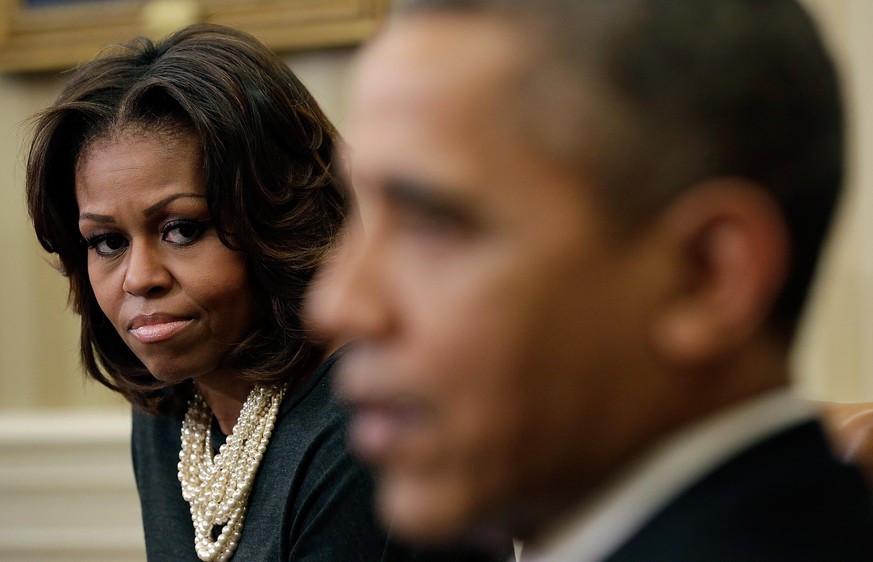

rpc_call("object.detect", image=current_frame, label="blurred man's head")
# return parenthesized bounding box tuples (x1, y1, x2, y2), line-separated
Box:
(308, 0, 842, 546)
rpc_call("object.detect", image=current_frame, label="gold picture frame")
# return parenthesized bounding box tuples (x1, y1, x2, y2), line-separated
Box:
(0, 0, 388, 72)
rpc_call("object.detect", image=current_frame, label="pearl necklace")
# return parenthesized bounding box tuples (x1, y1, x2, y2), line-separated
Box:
(178, 384, 286, 562)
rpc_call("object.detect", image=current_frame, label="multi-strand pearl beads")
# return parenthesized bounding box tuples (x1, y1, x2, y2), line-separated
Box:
(178, 384, 286, 562)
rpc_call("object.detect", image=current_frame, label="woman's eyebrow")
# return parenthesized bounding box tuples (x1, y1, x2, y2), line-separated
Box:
(143, 193, 206, 217)
(79, 193, 207, 223)
(79, 212, 113, 224)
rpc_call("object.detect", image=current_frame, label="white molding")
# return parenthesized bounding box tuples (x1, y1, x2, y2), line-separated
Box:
(0, 410, 146, 561)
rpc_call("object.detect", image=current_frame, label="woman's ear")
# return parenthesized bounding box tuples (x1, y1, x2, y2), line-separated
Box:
(651, 179, 790, 367)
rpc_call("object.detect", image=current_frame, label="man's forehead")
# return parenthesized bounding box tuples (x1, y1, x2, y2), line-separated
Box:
(345, 12, 586, 210)
(354, 14, 524, 114)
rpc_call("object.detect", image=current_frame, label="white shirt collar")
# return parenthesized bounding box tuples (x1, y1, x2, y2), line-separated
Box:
(521, 388, 814, 562)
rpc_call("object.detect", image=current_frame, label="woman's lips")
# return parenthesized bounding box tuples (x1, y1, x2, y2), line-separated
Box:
(128, 314, 193, 343)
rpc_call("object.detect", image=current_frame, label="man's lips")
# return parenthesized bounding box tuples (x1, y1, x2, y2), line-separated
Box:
(128, 313, 193, 343)
(346, 397, 427, 462)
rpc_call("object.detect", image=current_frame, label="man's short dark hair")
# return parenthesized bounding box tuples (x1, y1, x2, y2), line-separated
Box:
(399, 0, 843, 337)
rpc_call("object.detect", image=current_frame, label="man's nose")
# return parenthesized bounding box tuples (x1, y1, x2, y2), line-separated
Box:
(306, 223, 393, 343)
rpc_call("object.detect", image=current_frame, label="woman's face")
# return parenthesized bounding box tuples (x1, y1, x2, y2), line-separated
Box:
(75, 129, 255, 386)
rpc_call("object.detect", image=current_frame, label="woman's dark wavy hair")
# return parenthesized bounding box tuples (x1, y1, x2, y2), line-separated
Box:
(26, 24, 347, 414)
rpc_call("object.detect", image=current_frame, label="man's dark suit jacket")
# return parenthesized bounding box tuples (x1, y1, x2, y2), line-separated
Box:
(607, 421, 873, 561)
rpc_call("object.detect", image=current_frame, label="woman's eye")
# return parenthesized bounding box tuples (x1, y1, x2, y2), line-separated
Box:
(85, 234, 128, 257)
(163, 220, 207, 245)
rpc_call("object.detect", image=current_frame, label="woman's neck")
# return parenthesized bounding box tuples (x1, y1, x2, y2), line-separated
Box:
(193, 374, 253, 435)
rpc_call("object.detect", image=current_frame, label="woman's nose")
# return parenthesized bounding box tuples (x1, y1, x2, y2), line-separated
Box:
(122, 240, 173, 297)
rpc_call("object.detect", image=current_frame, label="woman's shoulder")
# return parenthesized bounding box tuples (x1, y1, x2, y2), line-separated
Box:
(131, 402, 183, 442)
(276, 348, 350, 431)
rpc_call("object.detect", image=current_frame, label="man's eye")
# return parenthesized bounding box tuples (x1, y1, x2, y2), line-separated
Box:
(396, 208, 474, 243)
(163, 220, 207, 245)
(84, 233, 128, 257)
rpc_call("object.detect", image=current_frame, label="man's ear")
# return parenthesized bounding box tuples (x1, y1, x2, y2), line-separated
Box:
(651, 179, 790, 367)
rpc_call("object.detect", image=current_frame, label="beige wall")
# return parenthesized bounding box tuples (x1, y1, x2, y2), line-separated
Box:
(1, 1, 871, 410)
(0, 72, 92, 410)
(793, 0, 873, 401)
